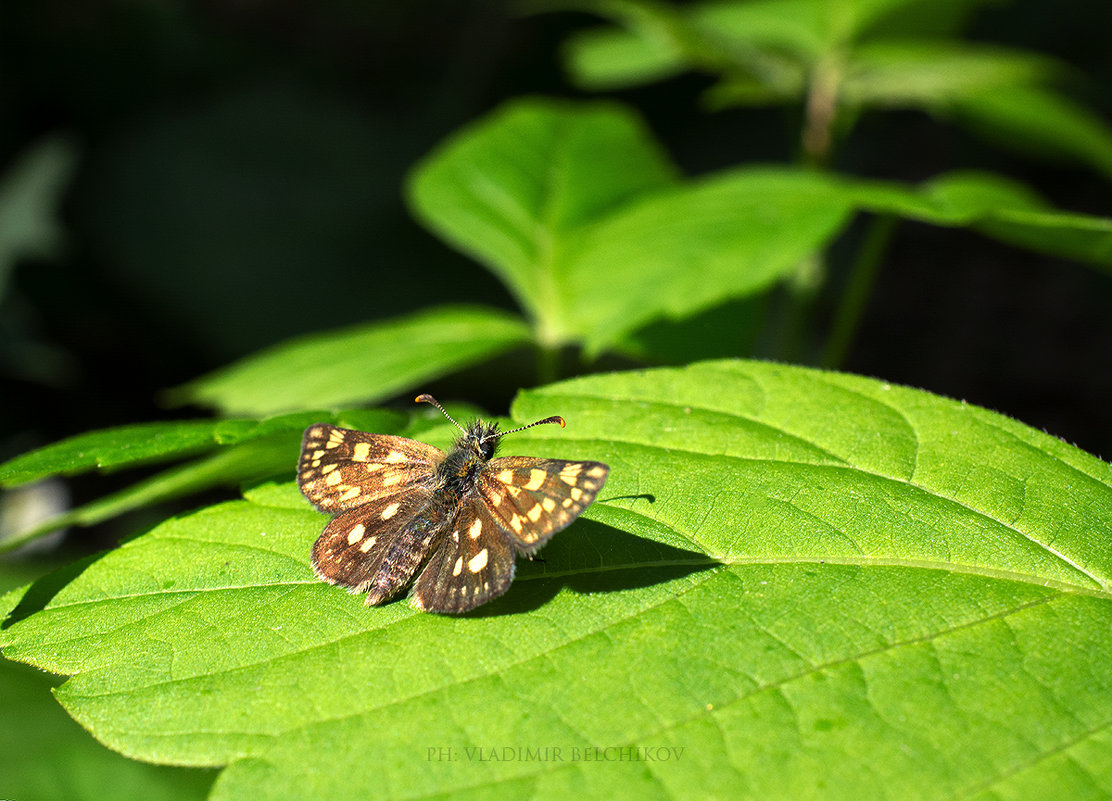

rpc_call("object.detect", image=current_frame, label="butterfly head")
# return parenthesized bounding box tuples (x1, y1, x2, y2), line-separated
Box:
(415, 394, 566, 464)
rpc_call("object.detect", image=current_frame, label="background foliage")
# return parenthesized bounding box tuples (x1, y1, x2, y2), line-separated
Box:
(2, 1, 1112, 799)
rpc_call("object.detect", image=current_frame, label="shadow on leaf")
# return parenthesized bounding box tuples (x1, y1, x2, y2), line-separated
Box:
(2, 552, 104, 629)
(461, 518, 716, 618)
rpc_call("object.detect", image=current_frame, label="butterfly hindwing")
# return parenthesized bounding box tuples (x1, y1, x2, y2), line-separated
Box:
(309, 494, 426, 593)
(478, 456, 610, 553)
(298, 425, 443, 513)
(410, 500, 515, 614)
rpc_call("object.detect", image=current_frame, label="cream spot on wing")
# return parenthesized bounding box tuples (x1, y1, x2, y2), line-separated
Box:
(381, 502, 400, 520)
(312, 450, 325, 460)
(340, 486, 361, 502)
(561, 497, 573, 508)
(309, 426, 325, 438)
(487, 489, 503, 506)
(497, 469, 514, 484)
(507, 485, 522, 498)
(452, 556, 464, 576)
(509, 515, 523, 533)
(523, 469, 546, 491)
(542, 498, 556, 512)
(352, 442, 371, 461)
(469, 518, 482, 539)
(325, 441, 340, 449)
(451, 530, 459, 543)
(385, 451, 408, 463)
(526, 504, 542, 522)
(560, 474, 578, 485)
(570, 486, 583, 501)
(359, 536, 377, 552)
(382, 473, 403, 487)
(364, 462, 384, 472)
(321, 463, 338, 474)
(326, 471, 343, 486)
(468, 549, 488, 573)
(347, 523, 366, 544)
(587, 466, 607, 479)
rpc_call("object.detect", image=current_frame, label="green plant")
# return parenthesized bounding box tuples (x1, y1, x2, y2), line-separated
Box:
(4, 1, 1112, 799)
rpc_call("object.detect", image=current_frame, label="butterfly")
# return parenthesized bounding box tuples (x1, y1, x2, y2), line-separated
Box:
(297, 394, 609, 614)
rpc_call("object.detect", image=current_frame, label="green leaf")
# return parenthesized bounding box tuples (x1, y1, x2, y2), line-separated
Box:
(561, 0, 990, 97)
(411, 101, 854, 351)
(844, 41, 1057, 106)
(0, 437, 298, 553)
(0, 411, 405, 550)
(5, 361, 1112, 799)
(0, 411, 338, 487)
(171, 305, 532, 416)
(848, 171, 1112, 269)
(0, 420, 242, 487)
(408, 99, 678, 344)
(564, 168, 853, 354)
(950, 84, 1112, 182)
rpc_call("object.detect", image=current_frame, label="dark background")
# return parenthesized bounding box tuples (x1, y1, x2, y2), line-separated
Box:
(2, 0, 1110, 492)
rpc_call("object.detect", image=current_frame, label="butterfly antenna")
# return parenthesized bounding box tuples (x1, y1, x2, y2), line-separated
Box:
(414, 394, 467, 435)
(489, 414, 565, 441)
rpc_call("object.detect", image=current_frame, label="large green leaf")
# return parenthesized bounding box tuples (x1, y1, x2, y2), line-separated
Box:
(172, 305, 533, 416)
(4, 361, 1112, 799)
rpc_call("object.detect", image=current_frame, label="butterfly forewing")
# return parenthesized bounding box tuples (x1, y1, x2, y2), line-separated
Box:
(298, 425, 443, 513)
(478, 456, 610, 553)
(411, 500, 515, 614)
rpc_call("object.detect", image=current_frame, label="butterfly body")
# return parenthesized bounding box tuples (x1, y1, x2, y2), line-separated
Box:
(299, 398, 608, 614)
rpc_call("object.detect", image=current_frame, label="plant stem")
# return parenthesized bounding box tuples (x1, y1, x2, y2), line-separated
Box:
(535, 342, 560, 387)
(821, 214, 898, 369)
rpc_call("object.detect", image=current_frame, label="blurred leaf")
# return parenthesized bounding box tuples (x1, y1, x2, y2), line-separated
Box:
(411, 101, 851, 352)
(844, 41, 1057, 105)
(0, 134, 77, 294)
(172, 305, 533, 416)
(564, 168, 853, 354)
(848, 171, 1112, 269)
(4, 361, 1112, 799)
(561, 0, 995, 96)
(409, 100, 678, 343)
(949, 84, 1112, 182)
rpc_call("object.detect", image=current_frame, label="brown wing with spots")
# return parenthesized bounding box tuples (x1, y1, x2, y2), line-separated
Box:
(477, 456, 609, 554)
(309, 494, 427, 593)
(410, 500, 515, 614)
(298, 424, 443, 513)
